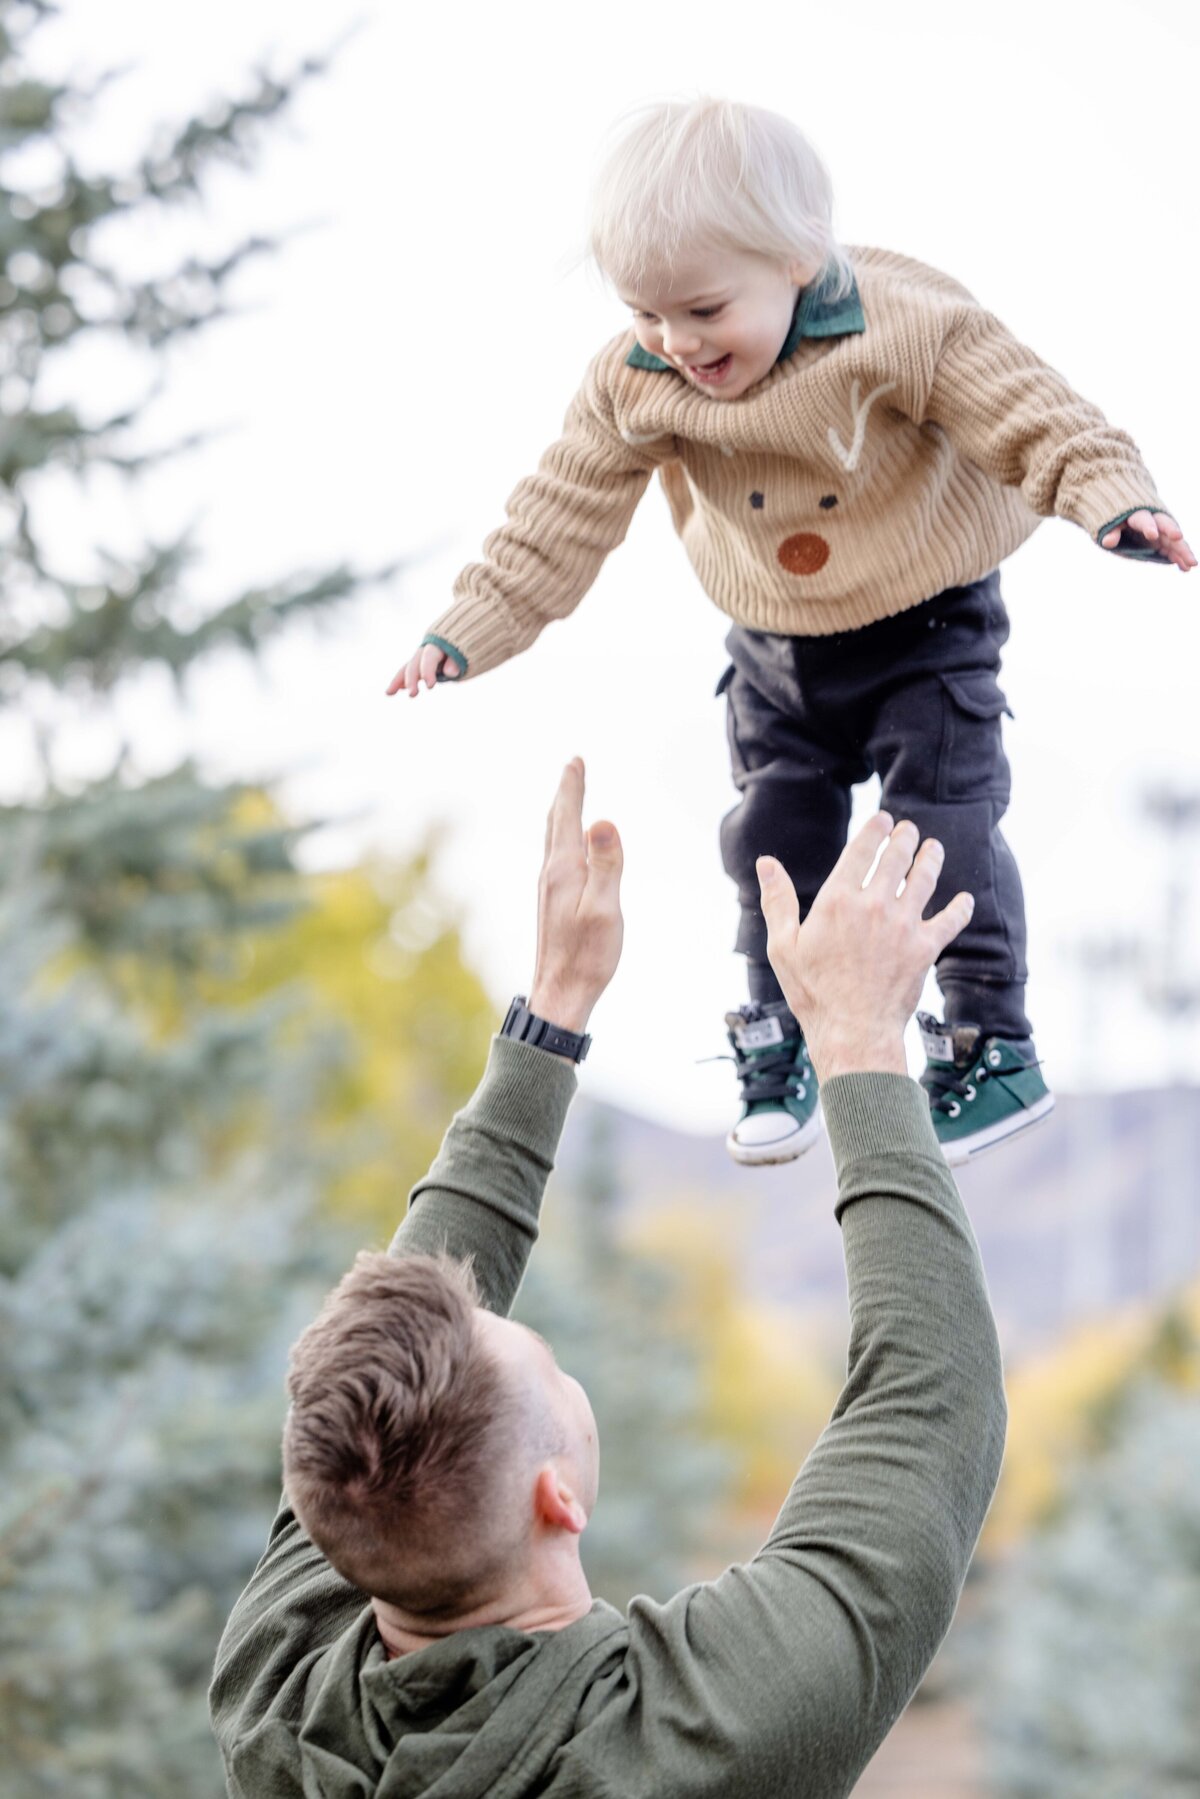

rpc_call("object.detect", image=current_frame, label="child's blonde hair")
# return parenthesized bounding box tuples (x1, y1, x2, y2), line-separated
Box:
(589, 97, 852, 298)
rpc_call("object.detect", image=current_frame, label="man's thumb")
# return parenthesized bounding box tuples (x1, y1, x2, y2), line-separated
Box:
(587, 820, 623, 874)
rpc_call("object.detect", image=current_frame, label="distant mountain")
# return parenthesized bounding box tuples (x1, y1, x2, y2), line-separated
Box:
(553, 1086, 1200, 1362)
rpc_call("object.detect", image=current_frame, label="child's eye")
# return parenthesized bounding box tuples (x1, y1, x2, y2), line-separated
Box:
(691, 306, 723, 319)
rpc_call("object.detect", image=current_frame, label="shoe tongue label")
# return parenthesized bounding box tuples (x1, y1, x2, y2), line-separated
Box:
(920, 1022, 955, 1063)
(733, 1015, 786, 1051)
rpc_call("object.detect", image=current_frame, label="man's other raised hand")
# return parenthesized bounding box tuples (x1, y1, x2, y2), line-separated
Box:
(758, 815, 974, 1082)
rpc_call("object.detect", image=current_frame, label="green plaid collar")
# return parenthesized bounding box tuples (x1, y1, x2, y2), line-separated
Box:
(625, 265, 865, 373)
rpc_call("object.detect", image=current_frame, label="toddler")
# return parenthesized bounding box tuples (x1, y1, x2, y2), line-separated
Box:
(391, 98, 1193, 1167)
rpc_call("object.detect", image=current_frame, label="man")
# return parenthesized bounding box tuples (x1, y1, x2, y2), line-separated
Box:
(210, 759, 1006, 1798)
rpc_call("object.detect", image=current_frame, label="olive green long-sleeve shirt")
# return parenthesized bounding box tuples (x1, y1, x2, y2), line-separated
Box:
(210, 1035, 1006, 1798)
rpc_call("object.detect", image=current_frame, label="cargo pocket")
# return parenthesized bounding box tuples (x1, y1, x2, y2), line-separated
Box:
(715, 662, 750, 786)
(937, 670, 1013, 802)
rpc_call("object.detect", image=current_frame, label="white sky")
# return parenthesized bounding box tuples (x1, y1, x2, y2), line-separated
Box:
(10, 0, 1200, 1129)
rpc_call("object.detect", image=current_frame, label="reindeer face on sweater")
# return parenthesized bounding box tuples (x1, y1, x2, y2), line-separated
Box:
(747, 382, 897, 577)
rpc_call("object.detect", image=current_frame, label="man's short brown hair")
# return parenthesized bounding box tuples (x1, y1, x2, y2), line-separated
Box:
(283, 1251, 529, 1617)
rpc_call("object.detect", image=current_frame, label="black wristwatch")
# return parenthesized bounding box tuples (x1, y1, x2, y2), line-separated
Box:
(500, 995, 591, 1063)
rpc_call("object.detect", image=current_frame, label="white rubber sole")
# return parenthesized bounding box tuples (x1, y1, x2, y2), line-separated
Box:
(726, 1105, 825, 1167)
(939, 1093, 1056, 1167)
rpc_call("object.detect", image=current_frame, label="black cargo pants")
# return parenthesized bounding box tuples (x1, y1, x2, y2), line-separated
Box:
(718, 571, 1031, 1040)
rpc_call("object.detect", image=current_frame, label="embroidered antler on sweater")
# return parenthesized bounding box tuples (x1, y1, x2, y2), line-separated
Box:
(425, 247, 1164, 679)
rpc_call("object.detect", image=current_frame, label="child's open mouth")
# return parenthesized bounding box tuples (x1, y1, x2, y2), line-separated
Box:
(688, 353, 732, 385)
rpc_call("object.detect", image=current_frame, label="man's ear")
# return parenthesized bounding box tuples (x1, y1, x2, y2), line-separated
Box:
(533, 1465, 587, 1536)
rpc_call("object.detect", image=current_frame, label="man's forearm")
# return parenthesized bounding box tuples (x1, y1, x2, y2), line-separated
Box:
(390, 1034, 577, 1315)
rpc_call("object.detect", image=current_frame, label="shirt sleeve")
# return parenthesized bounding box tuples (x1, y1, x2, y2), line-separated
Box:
(390, 1033, 579, 1315)
(605, 1073, 1006, 1799)
(921, 305, 1169, 556)
(422, 353, 666, 681)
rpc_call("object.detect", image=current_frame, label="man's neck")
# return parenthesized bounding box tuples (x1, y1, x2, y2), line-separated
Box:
(373, 1571, 594, 1659)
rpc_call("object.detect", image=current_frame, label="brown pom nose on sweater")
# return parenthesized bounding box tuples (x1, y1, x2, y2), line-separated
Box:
(778, 532, 831, 574)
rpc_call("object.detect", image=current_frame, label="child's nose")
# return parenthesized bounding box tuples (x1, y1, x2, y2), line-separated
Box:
(662, 323, 702, 358)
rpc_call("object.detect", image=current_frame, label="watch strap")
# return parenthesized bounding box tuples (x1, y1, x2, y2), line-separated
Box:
(501, 996, 591, 1063)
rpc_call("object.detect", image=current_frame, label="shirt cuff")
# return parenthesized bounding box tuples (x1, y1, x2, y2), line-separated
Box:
(463, 1033, 579, 1160)
(820, 1070, 944, 1169)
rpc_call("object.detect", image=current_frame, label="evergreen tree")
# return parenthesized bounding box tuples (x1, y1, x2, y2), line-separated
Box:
(972, 1321, 1200, 1798)
(0, 9, 364, 1790)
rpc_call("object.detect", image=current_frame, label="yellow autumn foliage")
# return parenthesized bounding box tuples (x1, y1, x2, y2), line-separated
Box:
(631, 1204, 841, 1521)
(985, 1284, 1200, 1548)
(214, 850, 497, 1229)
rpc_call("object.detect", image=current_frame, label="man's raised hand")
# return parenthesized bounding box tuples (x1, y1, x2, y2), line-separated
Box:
(527, 759, 624, 1034)
(757, 815, 974, 1081)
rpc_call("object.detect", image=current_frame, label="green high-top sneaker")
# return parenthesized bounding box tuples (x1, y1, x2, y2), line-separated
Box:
(919, 1012, 1055, 1166)
(725, 1000, 822, 1166)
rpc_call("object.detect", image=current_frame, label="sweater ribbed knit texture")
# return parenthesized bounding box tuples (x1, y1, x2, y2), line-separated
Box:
(428, 248, 1161, 678)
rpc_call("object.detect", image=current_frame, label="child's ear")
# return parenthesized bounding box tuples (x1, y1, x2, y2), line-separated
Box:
(788, 257, 822, 288)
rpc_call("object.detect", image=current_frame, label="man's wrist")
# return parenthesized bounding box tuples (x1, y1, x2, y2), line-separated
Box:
(809, 1031, 908, 1082)
(525, 987, 594, 1036)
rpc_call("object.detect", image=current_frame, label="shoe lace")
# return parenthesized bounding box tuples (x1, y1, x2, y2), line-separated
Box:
(929, 1054, 1044, 1114)
(720, 1039, 809, 1105)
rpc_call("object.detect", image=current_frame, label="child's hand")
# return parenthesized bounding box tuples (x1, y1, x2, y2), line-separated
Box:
(1100, 510, 1196, 570)
(386, 643, 464, 698)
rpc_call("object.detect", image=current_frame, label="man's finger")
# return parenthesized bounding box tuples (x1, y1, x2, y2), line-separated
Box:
(900, 836, 945, 914)
(872, 818, 920, 894)
(757, 855, 801, 949)
(545, 758, 586, 860)
(923, 890, 975, 960)
(829, 812, 895, 891)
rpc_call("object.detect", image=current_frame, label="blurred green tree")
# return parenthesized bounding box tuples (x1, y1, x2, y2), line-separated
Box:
(972, 1314, 1200, 1798)
(0, 8, 373, 1790)
(0, 11, 733, 1789)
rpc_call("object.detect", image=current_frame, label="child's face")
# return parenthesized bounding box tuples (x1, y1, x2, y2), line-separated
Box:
(619, 248, 817, 401)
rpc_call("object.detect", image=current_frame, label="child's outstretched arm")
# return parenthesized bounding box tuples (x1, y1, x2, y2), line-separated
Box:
(916, 307, 1193, 570)
(387, 343, 671, 698)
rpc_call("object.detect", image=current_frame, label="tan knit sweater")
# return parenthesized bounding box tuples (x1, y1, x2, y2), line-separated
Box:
(425, 247, 1164, 679)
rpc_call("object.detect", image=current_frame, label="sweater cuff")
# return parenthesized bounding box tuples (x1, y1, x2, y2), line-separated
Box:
(460, 1033, 579, 1160)
(426, 582, 525, 682)
(1065, 470, 1166, 547)
(820, 1070, 944, 1170)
